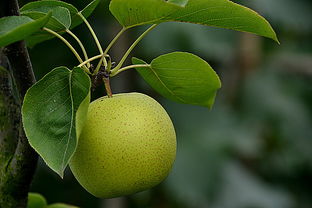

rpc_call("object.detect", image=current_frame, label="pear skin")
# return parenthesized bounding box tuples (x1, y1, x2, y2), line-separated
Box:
(69, 93, 176, 198)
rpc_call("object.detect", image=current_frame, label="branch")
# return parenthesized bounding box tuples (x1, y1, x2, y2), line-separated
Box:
(0, 51, 20, 172)
(0, 0, 39, 207)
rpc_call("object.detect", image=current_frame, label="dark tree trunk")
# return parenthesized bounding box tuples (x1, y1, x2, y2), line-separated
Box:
(0, 0, 39, 207)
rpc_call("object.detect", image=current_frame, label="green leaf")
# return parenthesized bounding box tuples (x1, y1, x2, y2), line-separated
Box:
(21, 1, 78, 16)
(47, 203, 78, 208)
(27, 193, 47, 208)
(71, 0, 102, 29)
(20, 1, 76, 47)
(81, 0, 101, 18)
(21, 6, 71, 47)
(22, 67, 91, 177)
(110, 0, 278, 42)
(168, 0, 189, 7)
(164, 0, 278, 42)
(0, 13, 50, 47)
(20, 0, 101, 47)
(133, 52, 221, 108)
(25, 32, 61, 48)
(20, 0, 100, 29)
(22, 6, 71, 30)
(109, 0, 182, 28)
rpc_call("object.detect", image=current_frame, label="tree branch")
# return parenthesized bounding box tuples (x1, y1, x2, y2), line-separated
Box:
(0, 51, 20, 173)
(0, 0, 39, 207)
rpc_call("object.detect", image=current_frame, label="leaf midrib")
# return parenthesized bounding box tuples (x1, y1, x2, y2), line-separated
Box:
(149, 66, 186, 103)
(60, 70, 75, 174)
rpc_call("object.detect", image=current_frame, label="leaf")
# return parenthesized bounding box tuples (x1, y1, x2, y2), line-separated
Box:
(27, 193, 47, 208)
(25, 32, 62, 48)
(22, 6, 71, 30)
(21, 6, 71, 47)
(109, 0, 278, 42)
(81, 0, 101, 18)
(22, 67, 91, 177)
(168, 0, 189, 7)
(0, 13, 50, 47)
(47, 203, 79, 208)
(109, 0, 182, 28)
(20, 1, 76, 47)
(21, 0, 101, 47)
(71, 0, 102, 29)
(133, 52, 221, 108)
(164, 0, 278, 42)
(21, 1, 78, 16)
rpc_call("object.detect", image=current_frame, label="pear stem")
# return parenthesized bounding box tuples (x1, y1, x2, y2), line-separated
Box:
(103, 77, 112, 98)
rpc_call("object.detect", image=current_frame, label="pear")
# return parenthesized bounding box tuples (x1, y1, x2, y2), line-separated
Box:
(69, 92, 176, 198)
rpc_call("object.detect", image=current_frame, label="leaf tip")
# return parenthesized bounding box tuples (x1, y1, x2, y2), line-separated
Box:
(57, 170, 65, 179)
(205, 103, 214, 110)
(274, 36, 280, 45)
(269, 31, 280, 44)
(132, 57, 148, 65)
(131, 57, 139, 62)
(44, 10, 53, 22)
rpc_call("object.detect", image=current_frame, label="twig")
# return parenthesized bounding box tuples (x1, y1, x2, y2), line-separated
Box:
(0, 0, 39, 207)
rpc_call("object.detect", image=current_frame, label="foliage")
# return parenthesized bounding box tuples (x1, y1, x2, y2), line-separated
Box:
(110, 0, 278, 41)
(22, 67, 90, 177)
(23, 0, 311, 207)
(0, 13, 50, 47)
(0, 0, 281, 205)
(0, 0, 277, 177)
(132, 52, 221, 108)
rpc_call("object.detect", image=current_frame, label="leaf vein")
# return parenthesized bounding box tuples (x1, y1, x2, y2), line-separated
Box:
(149, 67, 186, 103)
(61, 71, 75, 172)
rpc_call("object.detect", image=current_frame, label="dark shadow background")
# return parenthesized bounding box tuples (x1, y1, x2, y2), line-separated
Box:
(19, 0, 312, 207)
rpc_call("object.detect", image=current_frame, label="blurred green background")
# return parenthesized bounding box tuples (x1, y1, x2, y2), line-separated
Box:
(22, 0, 312, 207)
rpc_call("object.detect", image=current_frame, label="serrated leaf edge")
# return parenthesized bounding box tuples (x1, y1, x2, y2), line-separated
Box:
(22, 7, 71, 30)
(109, 0, 183, 29)
(0, 12, 51, 47)
(22, 67, 90, 178)
(133, 52, 222, 108)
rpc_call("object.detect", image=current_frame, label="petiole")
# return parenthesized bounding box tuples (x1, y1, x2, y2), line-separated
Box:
(78, 12, 107, 67)
(66, 29, 90, 68)
(43, 27, 90, 74)
(111, 24, 158, 74)
(110, 64, 150, 77)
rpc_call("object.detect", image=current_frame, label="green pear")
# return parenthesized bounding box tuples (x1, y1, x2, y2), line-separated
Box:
(69, 92, 176, 198)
